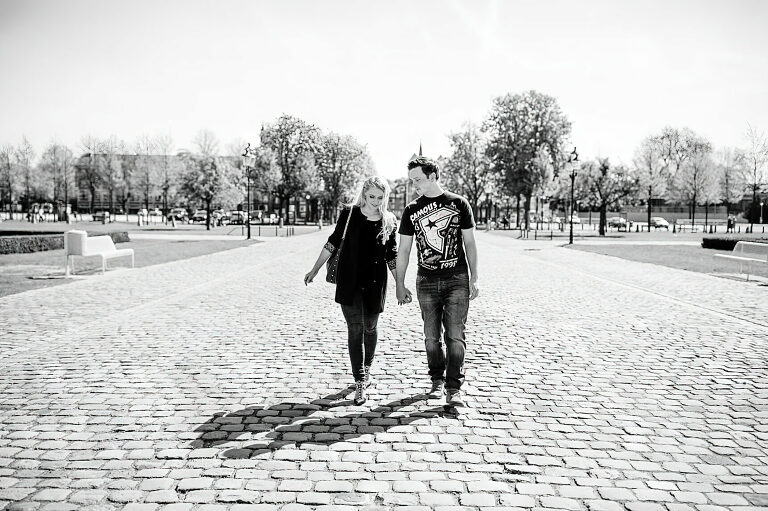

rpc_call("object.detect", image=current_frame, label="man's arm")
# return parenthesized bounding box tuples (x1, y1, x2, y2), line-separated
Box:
(462, 228, 480, 300)
(396, 234, 413, 304)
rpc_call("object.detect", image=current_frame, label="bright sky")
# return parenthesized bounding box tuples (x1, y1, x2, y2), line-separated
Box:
(1, 0, 766, 179)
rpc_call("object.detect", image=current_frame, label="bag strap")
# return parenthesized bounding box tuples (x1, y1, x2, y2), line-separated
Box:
(338, 207, 353, 252)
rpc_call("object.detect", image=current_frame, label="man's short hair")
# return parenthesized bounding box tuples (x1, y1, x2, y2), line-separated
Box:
(407, 156, 439, 180)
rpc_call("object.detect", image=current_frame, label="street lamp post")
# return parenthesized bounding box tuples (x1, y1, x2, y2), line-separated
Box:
(242, 144, 257, 240)
(568, 147, 579, 245)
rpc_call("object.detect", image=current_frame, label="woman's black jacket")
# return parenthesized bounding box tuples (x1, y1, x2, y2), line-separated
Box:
(325, 206, 398, 313)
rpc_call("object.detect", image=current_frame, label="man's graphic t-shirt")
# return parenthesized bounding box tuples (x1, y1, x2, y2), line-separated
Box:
(398, 192, 475, 275)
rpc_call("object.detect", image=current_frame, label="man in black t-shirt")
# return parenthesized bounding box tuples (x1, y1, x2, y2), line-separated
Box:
(396, 157, 480, 408)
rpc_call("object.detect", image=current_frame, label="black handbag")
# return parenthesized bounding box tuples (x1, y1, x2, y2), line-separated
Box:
(326, 208, 353, 284)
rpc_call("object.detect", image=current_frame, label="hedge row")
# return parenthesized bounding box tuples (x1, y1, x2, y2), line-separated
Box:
(701, 235, 768, 251)
(0, 231, 130, 254)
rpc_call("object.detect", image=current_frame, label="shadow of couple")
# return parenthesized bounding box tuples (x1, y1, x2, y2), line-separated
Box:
(190, 387, 458, 458)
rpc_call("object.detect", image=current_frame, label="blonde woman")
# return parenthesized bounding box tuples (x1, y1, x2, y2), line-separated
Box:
(304, 176, 398, 405)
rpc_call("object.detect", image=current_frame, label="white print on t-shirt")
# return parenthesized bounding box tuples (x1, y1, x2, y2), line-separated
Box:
(413, 205, 463, 270)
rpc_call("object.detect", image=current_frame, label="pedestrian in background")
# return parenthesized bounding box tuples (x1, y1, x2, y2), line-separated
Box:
(304, 176, 398, 405)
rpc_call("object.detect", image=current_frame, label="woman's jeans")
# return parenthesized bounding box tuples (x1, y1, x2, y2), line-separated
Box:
(416, 272, 470, 391)
(340, 289, 379, 382)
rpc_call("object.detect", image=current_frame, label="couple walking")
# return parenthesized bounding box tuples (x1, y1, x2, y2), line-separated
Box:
(304, 157, 480, 407)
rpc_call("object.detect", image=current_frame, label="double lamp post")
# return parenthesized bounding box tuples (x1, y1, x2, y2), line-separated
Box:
(241, 144, 256, 240)
(567, 147, 579, 245)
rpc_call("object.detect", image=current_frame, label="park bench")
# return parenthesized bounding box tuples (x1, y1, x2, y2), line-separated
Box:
(713, 241, 768, 281)
(64, 230, 134, 277)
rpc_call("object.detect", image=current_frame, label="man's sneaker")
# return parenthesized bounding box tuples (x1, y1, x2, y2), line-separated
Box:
(445, 389, 464, 407)
(353, 382, 366, 405)
(363, 365, 373, 389)
(429, 379, 445, 397)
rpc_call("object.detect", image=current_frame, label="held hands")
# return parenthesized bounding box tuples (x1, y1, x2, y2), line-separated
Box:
(469, 277, 480, 300)
(396, 285, 413, 305)
(304, 267, 319, 286)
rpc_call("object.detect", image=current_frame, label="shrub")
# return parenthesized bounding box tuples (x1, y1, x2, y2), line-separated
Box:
(702, 235, 768, 251)
(0, 231, 131, 254)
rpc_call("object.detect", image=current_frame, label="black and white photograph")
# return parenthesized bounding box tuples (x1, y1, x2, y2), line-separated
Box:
(1, 0, 767, 510)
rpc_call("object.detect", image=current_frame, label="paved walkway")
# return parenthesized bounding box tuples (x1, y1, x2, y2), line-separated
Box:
(1, 231, 766, 511)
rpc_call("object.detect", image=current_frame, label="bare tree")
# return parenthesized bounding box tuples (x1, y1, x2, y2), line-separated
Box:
(14, 137, 36, 212)
(135, 135, 157, 211)
(100, 136, 124, 217)
(194, 129, 219, 157)
(737, 124, 768, 224)
(155, 135, 176, 219)
(78, 136, 104, 213)
(634, 135, 669, 228)
(41, 143, 74, 220)
(0, 145, 17, 217)
(715, 147, 745, 215)
(673, 135, 712, 226)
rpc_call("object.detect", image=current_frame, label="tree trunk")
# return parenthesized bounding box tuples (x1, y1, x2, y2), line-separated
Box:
(705, 202, 709, 230)
(647, 186, 652, 230)
(206, 199, 212, 230)
(523, 194, 531, 230)
(89, 187, 96, 213)
(691, 194, 697, 229)
(515, 193, 521, 228)
(599, 204, 607, 236)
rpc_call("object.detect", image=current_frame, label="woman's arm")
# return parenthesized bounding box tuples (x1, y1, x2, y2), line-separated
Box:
(304, 245, 335, 285)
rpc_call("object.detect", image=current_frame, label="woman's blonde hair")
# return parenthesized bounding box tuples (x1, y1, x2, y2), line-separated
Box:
(347, 176, 397, 244)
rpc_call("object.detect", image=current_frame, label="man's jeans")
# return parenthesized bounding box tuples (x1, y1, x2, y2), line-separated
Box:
(416, 271, 470, 391)
(340, 290, 379, 382)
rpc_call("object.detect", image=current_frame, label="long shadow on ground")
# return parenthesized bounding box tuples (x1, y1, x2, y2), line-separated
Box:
(190, 387, 457, 457)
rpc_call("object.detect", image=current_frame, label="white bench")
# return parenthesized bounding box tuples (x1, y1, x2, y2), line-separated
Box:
(64, 230, 134, 276)
(713, 241, 768, 281)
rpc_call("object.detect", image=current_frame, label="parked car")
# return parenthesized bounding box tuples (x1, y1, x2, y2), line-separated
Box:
(228, 211, 248, 225)
(149, 208, 163, 217)
(191, 209, 208, 223)
(650, 216, 670, 229)
(167, 208, 188, 221)
(92, 211, 111, 222)
(607, 217, 628, 228)
(570, 214, 581, 224)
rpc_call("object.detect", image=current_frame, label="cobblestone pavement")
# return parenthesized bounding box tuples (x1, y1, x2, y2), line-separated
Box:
(1, 231, 766, 511)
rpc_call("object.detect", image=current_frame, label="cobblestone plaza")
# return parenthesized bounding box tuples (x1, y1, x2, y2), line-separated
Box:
(1, 231, 766, 510)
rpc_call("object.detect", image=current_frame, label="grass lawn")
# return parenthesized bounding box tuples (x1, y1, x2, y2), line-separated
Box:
(0, 238, 259, 297)
(569, 243, 768, 280)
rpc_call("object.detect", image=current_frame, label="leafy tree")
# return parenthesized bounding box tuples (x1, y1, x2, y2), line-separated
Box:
(443, 122, 493, 219)
(261, 115, 321, 223)
(315, 132, 373, 221)
(179, 130, 237, 229)
(576, 158, 638, 235)
(484, 90, 571, 229)
(179, 152, 237, 230)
